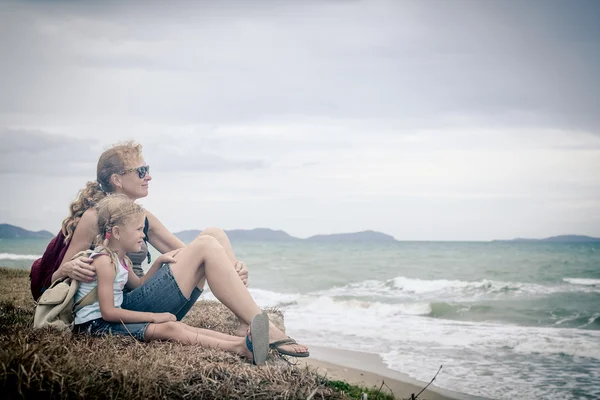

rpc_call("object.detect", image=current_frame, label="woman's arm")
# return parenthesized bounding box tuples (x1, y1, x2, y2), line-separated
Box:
(145, 210, 185, 253)
(51, 209, 98, 284)
(96, 257, 174, 324)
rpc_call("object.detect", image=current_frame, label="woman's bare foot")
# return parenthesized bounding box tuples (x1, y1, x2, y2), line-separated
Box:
(268, 322, 309, 355)
(237, 316, 308, 355)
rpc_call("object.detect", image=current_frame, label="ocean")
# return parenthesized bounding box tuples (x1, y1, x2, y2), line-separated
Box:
(2, 238, 599, 399)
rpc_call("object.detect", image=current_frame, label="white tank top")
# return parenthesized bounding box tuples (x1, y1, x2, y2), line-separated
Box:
(74, 252, 130, 325)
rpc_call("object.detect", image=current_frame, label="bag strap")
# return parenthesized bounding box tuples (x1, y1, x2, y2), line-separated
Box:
(144, 216, 151, 264)
(73, 287, 99, 313)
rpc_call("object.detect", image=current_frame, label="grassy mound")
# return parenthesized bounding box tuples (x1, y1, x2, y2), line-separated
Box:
(0, 268, 397, 399)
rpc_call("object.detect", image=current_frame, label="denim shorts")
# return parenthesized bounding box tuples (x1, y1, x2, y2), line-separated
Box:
(121, 263, 203, 321)
(75, 318, 149, 341)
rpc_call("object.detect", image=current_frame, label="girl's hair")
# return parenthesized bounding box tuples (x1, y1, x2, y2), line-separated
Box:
(94, 194, 146, 269)
(61, 141, 143, 242)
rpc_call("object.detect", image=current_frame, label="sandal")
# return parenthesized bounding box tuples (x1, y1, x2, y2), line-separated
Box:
(269, 337, 310, 358)
(246, 312, 269, 365)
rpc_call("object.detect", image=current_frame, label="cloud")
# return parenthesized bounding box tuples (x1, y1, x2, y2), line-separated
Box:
(0, 1, 598, 131)
(149, 150, 267, 173)
(0, 128, 97, 176)
(0, 1, 599, 239)
(0, 127, 267, 176)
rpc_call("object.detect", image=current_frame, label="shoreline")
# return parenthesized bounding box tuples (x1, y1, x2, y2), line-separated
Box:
(301, 345, 488, 400)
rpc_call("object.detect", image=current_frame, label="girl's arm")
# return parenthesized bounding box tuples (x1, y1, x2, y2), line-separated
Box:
(145, 210, 207, 290)
(145, 210, 185, 253)
(95, 257, 174, 324)
(52, 209, 98, 284)
(124, 267, 143, 290)
(125, 250, 180, 290)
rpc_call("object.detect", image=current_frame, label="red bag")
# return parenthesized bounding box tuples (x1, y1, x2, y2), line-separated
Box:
(30, 231, 70, 301)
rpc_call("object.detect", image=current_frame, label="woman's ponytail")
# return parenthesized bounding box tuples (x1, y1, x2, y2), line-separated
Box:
(61, 180, 106, 243)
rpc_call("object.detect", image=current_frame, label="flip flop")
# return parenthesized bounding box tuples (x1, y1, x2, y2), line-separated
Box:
(269, 337, 310, 358)
(246, 312, 269, 365)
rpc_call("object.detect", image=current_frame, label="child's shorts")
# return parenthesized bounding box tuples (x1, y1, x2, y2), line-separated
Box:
(121, 263, 202, 320)
(75, 318, 149, 341)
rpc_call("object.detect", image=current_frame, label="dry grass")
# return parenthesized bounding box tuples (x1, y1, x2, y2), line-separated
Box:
(0, 268, 397, 400)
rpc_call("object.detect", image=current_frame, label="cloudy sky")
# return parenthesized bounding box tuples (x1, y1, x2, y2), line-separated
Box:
(1, 0, 599, 240)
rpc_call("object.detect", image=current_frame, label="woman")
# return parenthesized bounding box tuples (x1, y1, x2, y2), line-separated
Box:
(51, 141, 307, 357)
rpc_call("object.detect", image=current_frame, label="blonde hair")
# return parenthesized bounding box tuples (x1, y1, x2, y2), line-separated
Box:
(61, 141, 143, 242)
(94, 194, 146, 269)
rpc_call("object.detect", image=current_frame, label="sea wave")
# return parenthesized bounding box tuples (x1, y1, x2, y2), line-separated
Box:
(201, 284, 599, 329)
(554, 312, 600, 329)
(201, 288, 433, 316)
(390, 276, 528, 294)
(317, 275, 599, 300)
(563, 278, 600, 286)
(0, 253, 39, 260)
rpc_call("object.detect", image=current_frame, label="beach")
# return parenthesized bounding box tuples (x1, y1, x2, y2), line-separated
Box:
(302, 346, 483, 400)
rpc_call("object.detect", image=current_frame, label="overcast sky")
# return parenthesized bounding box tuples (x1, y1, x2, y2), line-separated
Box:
(1, 0, 599, 241)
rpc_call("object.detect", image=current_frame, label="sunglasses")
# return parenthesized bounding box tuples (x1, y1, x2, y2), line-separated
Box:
(120, 165, 150, 179)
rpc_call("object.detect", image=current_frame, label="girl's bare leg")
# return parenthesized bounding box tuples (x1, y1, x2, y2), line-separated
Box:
(169, 236, 308, 355)
(144, 321, 252, 359)
(176, 322, 241, 342)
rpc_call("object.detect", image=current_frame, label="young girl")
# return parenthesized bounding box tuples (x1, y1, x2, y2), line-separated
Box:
(73, 194, 270, 365)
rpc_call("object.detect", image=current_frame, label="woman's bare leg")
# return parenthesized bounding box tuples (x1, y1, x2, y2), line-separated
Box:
(170, 236, 308, 355)
(199, 227, 237, 263)
(144, 321, 251, 358)
(199, 227, 249, 336)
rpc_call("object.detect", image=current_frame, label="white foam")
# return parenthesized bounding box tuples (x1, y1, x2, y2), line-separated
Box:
(291, 296, 433, 318)
(318, 275, 600, 301)
(202, 286, 433, 317)
(555, 315, 582, 326)
(512, 331, 600, 359)
(317, 276, 560, 301)
(563, 278, 600, 286)
(578, 313, 600, 329)
(200, 287, 301, 309)
(0, 253, 39, 260)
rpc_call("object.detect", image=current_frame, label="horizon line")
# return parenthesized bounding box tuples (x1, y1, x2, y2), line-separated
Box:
(1, 223, 599, 242)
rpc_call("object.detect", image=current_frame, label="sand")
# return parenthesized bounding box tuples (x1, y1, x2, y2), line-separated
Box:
(301, 345, 487, 400)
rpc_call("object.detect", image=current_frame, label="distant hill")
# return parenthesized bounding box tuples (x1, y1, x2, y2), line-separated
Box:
(174, 228, 397, 243)
(174, 230, 204, 243)
(0, 224, 53, 239)
(306, 230, 397, 243)
(175, 228, 298, 243)
(494, 235, 600, 243)
(225, 228, 298, 242)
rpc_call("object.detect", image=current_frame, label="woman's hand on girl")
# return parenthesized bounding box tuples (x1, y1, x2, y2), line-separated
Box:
(63, 257, 96, 283)
(151, 313, 177, 323)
